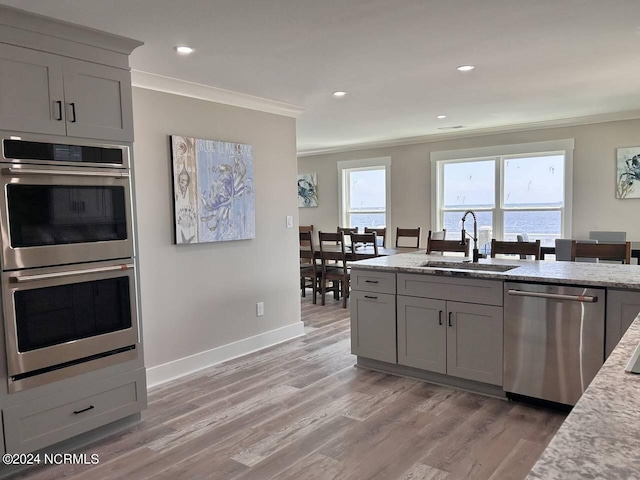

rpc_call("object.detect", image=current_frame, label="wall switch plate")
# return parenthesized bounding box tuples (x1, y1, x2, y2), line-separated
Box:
(286, 215, 293, 228)
(256, 302, 264, 317)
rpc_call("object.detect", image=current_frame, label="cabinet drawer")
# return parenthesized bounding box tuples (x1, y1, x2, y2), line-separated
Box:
(3, 368, 146, 453)
(397, 273, 503, 306)
(350, 291, 396, 363)
(351, 269, 396, 294)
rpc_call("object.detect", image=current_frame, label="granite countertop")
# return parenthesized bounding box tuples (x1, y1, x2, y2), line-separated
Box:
(527, 315, 640, 479)
(351, 251, 640, 289)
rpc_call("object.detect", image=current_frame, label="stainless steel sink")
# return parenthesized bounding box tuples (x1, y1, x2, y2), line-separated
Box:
(419, 261, 518, 273)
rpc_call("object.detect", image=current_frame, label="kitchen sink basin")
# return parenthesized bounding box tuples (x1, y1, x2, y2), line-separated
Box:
(419, 261, 518, 273)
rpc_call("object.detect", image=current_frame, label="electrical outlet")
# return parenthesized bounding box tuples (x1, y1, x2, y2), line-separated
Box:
(256, 302, 264, 317)
(286, 215, 293, 228)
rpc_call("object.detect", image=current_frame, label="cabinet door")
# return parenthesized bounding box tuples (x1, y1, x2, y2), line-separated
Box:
(0, 43, 66, 135)
(606, 290, 640, 358)
(62, 58, 134, 142)
(397, 296, 446, 373)
(350, 291, 396, 363)
(446, 302, 503, 386)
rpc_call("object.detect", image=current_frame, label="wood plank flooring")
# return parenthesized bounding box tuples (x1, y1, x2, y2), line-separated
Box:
(14, 296, 567, 480)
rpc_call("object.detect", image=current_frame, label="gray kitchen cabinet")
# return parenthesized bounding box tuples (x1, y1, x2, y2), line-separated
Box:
(0, 43, 66, 136)
(606, 289, 640, 358)
(350, 270, 397, 363)
(397, 295, 503, 385)
(3, 368, 146, 454)
(350, 290, 397, 363)
(446, 301, 503, 386)
(0, 44, 134, 142)
(397, 296, 447, 373)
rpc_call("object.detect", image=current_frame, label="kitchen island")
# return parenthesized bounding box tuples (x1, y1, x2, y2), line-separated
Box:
(527, 314, 640, 479)
(349, 252, 640, 401)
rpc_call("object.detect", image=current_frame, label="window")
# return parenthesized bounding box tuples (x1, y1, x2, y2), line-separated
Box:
(431, 140, 573, 251)
(338, 157, 391, 232)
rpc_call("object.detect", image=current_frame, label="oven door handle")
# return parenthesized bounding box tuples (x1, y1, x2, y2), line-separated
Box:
(10, 264, 135, 283)
(2, 167, 129, 179)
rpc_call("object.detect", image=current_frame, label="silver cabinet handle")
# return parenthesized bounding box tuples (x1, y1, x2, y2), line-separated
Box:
(11, 264, 134, 283)
(3, 167, 129, 178)
(507, 289, 598, 303)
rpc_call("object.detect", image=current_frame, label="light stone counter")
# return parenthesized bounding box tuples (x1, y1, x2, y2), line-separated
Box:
(351, 252, 640, 290)
(527, 315, 640, 479)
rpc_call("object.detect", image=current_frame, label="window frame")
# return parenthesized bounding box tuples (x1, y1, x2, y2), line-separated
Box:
(430, 139, 574, 244)
(337, 157, 391, 230)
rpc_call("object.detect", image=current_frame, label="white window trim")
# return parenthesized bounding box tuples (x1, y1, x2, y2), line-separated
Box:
(337, 157, 391, 229)
(430, 139, 574, 240)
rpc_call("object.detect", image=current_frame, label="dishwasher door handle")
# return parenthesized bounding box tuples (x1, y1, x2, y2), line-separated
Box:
(507, 289, 598, 303)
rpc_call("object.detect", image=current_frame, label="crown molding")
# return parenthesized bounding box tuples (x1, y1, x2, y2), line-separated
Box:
(131, 70, 304, 118)
(297, 109, 640, 157)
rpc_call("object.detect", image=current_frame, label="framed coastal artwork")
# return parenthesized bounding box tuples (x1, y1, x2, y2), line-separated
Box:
(297, 173, 318, 207)
(171, 135, 255, 244)
(616, 146, 640, 199)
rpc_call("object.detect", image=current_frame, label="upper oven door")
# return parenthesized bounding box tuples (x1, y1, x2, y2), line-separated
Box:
(0, 164, 134, 270)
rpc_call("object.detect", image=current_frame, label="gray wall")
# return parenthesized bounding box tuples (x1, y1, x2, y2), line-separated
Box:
(298, 119, 640, 246)
(132, 87, 301, 381)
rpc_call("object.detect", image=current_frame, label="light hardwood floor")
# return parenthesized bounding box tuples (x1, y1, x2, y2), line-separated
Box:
(15, 296, 566, 480)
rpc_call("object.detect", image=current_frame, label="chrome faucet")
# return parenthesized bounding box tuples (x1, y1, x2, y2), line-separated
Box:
(461, 210, 480, 263)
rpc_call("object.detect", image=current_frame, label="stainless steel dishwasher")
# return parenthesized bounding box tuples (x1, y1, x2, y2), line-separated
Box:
(504, 282, 605, 406)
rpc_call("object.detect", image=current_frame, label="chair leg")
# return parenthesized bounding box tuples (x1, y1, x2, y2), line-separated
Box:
(321, 277, 326, 306)
(301, 277, 306, 297)
(342, 279, 348, 308)
(312, 275, 318, 304)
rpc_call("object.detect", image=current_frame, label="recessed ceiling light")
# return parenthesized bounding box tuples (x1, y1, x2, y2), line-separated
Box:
(333, 91, 347, 97)
(456, 65, 475, 72)
(174, 46, 194, 55)
(436, 115, 447, 119)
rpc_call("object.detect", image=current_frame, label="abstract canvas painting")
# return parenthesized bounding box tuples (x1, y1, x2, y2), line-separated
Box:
(171, 135, 255, 244)
(298, 173, 318, 207)
(616, 146, 640, 199)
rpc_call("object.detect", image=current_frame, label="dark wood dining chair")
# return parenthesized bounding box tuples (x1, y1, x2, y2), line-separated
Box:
(364, 227, 387, 248)
(427, 229, 446, 241)
(299, 231, 320, 304)
(396, 227, 421, 248)
(426, 239, 470, 256)
(318, 231, 350, 308)
(570, 241, 631, 264)
(350, 232, 379, 259)
(491, 239, 541, 260)
(299, 225, 314, 247)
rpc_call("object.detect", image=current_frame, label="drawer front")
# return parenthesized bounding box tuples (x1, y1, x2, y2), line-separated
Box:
(3, 368, 146, 453)
(351, 269, 396, 294)
(350, 290, 397, 363)
(397, 273, 503, 306)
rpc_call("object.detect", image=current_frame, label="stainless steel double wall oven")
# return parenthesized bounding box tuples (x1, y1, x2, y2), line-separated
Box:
(0, 137, 139, 392)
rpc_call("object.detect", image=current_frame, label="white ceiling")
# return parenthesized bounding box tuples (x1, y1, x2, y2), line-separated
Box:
(4, 0, 640, 154)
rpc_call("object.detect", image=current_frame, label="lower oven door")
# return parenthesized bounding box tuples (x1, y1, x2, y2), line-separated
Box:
(3, 260, 139, 382)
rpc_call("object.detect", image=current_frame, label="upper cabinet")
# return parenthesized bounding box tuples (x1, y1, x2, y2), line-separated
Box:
(0, 4, 142, 143)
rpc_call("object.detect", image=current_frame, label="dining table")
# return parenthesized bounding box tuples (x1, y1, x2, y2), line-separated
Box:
(300, 245, 419, 261)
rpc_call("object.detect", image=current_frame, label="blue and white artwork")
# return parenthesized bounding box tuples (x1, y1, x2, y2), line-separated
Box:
(171, 135, 255, 244)
(298, 173, 318, 207)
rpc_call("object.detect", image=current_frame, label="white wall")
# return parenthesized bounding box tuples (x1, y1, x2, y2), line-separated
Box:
(298, 119, 640, 245)
(132, 87, 302, 386)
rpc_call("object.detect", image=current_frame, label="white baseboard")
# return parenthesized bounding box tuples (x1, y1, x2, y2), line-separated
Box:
(145, 322, 305, 388)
